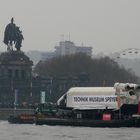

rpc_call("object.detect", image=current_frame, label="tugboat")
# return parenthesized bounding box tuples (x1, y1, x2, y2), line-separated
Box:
(8, 102, 58, 124)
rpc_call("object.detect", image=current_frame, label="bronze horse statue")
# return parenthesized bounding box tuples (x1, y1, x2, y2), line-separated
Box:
(3, 18, 24, 51)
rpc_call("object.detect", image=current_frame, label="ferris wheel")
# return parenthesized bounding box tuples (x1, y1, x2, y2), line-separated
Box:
(115, 48, 140, 59)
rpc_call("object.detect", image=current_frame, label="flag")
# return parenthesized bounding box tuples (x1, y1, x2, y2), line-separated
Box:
(41, 91, 46, 104)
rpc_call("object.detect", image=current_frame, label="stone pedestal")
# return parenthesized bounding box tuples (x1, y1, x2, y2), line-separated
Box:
(0, 50, 33, 106)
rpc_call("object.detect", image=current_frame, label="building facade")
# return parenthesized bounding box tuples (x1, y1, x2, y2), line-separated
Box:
(55, 41, 92, 57)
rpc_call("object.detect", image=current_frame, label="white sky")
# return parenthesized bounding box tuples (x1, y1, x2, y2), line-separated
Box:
(0, 0, 140, 54)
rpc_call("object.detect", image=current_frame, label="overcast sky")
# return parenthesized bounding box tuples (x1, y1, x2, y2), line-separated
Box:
(0, 0, 140, 54)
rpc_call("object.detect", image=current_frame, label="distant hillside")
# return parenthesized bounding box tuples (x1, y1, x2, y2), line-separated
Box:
(26, 51, 42, 65)
(26, 51, 55, 65)
(117, 58, 140, 77)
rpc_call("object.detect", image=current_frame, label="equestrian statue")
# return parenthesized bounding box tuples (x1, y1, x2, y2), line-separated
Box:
(3, 18, 24, 51)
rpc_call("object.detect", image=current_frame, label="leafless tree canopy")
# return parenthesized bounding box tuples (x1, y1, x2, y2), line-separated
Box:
(34, 53, 139, 87)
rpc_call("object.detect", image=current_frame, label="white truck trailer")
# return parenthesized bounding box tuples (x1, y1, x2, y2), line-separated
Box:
(57, 83, 140, 110)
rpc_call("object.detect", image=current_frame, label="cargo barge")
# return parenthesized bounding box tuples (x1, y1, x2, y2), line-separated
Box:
(8, 83, 140, 127)
(8, 109, 140, 127)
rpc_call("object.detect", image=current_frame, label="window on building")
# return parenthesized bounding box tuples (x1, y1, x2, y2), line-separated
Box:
(21, 70, 25, 78)
(8, 69, 12, 78)
(15, 69, 19, 78)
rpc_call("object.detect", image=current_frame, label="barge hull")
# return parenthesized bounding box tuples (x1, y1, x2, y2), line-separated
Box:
(35, 118, 140, 127)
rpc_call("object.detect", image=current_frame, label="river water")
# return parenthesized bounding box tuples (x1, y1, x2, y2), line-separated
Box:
(0, 121, 139, 140)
